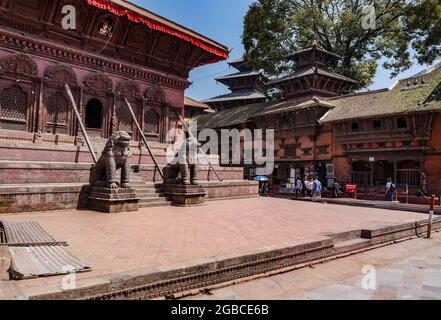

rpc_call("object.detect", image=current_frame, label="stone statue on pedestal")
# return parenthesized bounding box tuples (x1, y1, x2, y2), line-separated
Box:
(89, 131, 132, 189)
(164, 132, 200, 186)
(87, 131, 139, 213)
(162, 130, 206, 206)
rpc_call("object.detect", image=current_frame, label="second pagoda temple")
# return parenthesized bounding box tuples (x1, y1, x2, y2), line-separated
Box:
(203, 58, 267, 111)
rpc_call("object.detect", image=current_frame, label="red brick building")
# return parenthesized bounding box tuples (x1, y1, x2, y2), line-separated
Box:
(323, 65, 441, 193)
(197, 43, 441, 196)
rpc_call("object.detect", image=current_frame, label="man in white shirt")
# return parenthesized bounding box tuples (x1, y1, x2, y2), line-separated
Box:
(386, 178, 395, 201)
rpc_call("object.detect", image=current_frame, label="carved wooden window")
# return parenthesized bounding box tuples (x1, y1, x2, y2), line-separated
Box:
(46, 92, 68, 135)
(283, 144, 296, 158)
(280, 115, 290, 129)
(317, 145, 330, 155)
(396, 117, 408, 129)
(169, 110, 180, 130)
(372, 120, 382, 131)
(0, 85, 28, 131)
(116, 102, 132, 132)
(351, 122, 360, 132)
(144, 110, 159, 134)
(302, 148, 312, 156)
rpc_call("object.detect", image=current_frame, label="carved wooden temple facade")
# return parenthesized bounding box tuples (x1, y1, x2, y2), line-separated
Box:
(0, 0, 259, 213)
(0, 0, 228, 143)
(197, 42, 441, 196)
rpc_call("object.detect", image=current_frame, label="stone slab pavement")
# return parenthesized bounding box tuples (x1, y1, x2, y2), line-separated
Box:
(184, 232, 441, 300)
(0, 197, 432, 299)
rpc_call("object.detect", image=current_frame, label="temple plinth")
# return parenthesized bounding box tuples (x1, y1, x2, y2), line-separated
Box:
(87, 187, 140, 213)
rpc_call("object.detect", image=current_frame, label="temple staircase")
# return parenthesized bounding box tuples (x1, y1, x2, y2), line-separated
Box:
(130, 171, 172, 208)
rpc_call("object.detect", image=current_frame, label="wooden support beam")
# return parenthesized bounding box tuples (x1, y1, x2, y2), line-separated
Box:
(65, 84, 98, 164)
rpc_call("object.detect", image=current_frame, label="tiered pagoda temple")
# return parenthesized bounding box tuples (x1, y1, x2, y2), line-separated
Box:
(203, 58, 266, 111)
(198, 42, 358, 183)
(268, 41, 357, 100)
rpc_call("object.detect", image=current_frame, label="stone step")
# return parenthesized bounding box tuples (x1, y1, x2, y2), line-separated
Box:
(139, 198, 171, 205)
(131, 183, 155, 188)
(137, 193, 166, 200)
(138, 201, 172, 208)
(135, 188, 161, 194)
(129, 171, 170, 207)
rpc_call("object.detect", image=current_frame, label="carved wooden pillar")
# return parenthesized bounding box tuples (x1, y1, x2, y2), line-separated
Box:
(393, 161, 398, 184)
(110, 100, 117, 136)
(161, 104, 168, 144)
(37, 81, 45, 133)
(104, 94, 113, 138)
(76, 86, 84, 138)
(134, 99, 140, 142)
(29, 80, 38, 133)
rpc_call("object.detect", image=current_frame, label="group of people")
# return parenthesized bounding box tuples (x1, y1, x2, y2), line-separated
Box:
(294, 176, 323, 199)
(260, 175, 401, 201)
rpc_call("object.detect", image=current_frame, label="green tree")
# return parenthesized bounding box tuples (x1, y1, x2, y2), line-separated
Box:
(406, 0, 441, 65)
(243, 0, 439, 90)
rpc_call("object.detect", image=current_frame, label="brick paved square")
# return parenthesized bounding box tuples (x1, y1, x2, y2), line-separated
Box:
(0, 197, 432, 298)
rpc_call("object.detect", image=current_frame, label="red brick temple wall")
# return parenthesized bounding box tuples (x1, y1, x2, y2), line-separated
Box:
(424, 113, 441, 193)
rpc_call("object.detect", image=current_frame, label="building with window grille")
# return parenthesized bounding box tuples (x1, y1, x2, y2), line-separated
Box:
(196, 42, 441, 198)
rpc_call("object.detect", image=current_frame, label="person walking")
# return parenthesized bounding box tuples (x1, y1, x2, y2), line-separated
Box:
(386, 178, 396, 201)
(295, 177, 303, 198)
(261, 181, 269, 197)
(334, 178, 342, 198)
(304, 176, 312, 197)
(312, 176, 322, 199)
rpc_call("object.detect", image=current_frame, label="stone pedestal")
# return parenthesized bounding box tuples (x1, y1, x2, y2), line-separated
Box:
(163, 184, 206, 207)
(87, 187, 139, 213)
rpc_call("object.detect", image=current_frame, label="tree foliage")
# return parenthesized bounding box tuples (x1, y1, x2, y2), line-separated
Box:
(406, 0, 441, 65)
(243, 0, 440, 90)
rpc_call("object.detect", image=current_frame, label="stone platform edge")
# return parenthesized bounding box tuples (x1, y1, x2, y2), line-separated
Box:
(30, 217, 441, 300)
(0, 181, 258, 214)
(290, 197, 441, 215)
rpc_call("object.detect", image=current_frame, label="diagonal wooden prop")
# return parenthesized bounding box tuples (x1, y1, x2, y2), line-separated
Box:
(178, 114, 223, 182)
(122, 97, 164, 180)
(65, 84, 98, 164)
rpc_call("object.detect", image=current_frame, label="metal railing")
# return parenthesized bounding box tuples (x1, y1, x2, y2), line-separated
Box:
(397, 169, 420, 187)
(351, 171, 371, 187)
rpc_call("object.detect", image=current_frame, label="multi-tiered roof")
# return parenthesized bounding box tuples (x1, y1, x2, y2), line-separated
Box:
(203, 58, 267, 111)
(268, 41, 357, 100)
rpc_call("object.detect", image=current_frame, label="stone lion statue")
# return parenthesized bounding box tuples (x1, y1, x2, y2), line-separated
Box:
(90, 131, 132, 189)
(164, 135, 199, 186)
